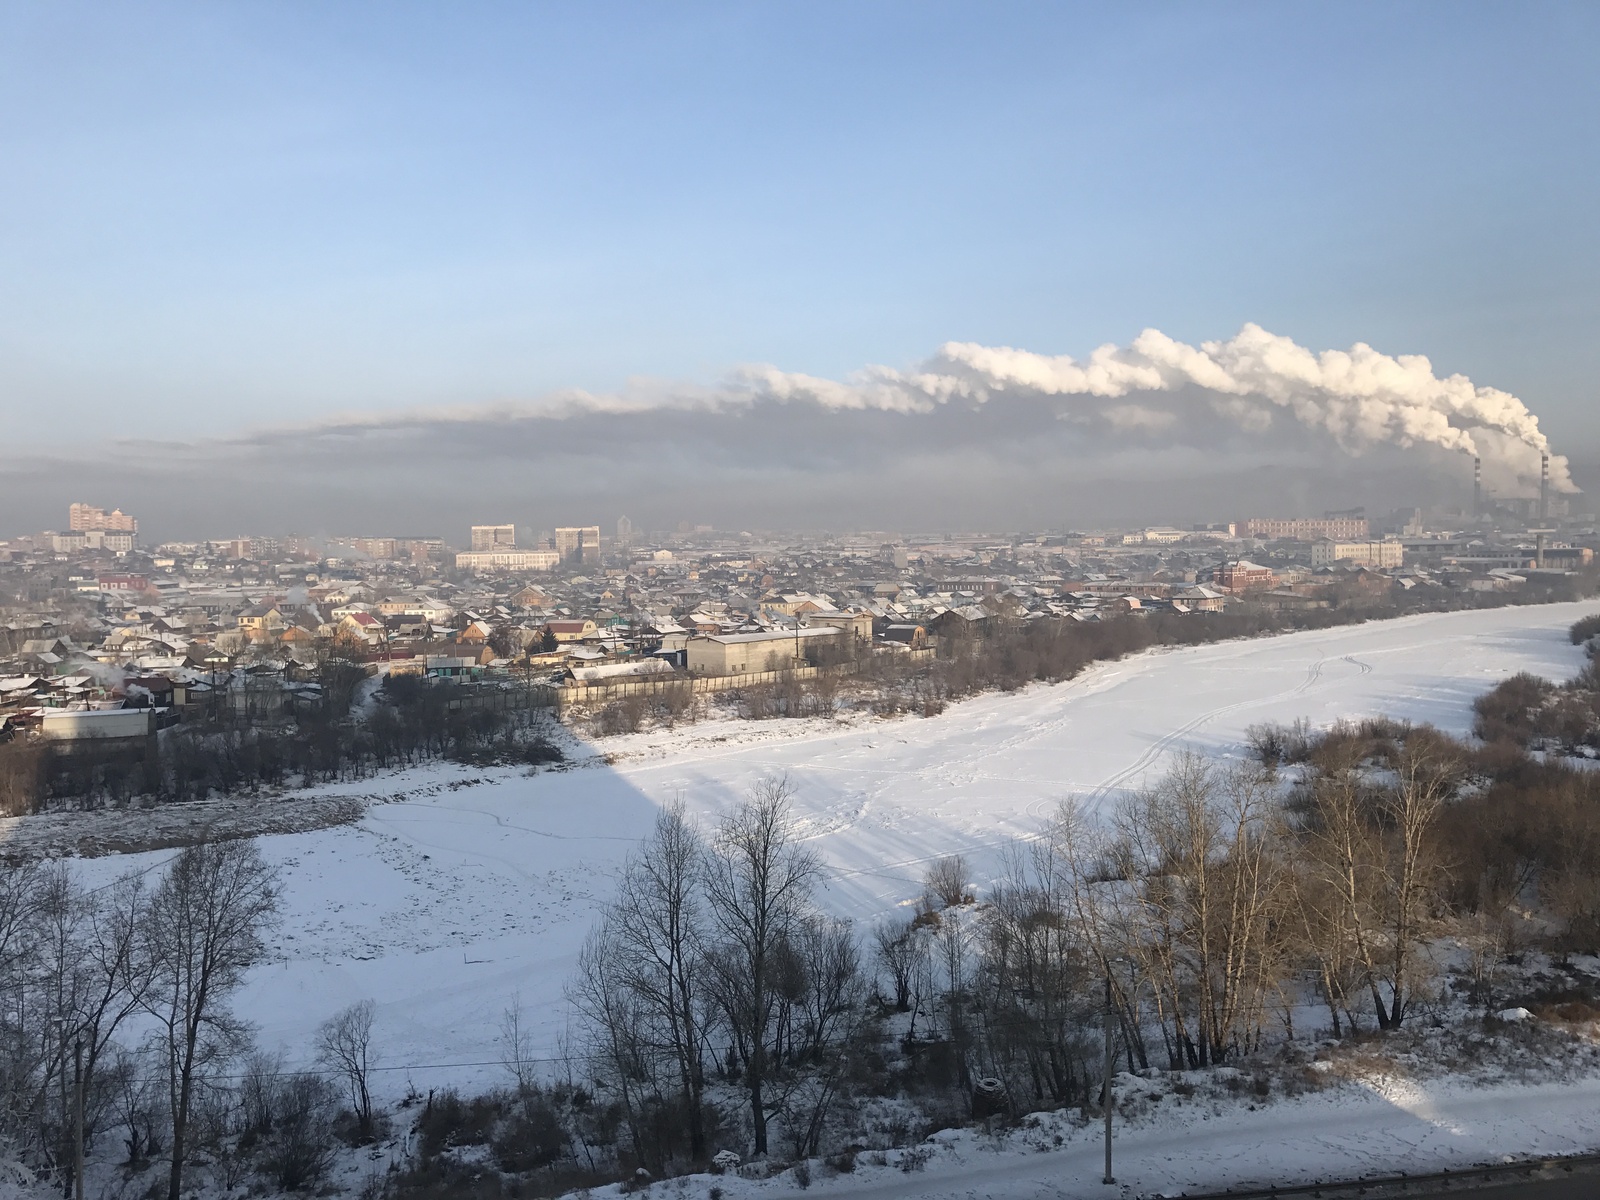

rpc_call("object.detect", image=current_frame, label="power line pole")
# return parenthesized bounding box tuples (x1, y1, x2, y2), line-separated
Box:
(1103, 970, 1115, 1185)
(54, 1017, 67, 1200)
(73, 1039, 84, 1200)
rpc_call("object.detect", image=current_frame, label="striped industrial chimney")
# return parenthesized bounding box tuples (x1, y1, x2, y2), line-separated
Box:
(1474, 456, 1482, 515)
(1541, 453, 1550, 522)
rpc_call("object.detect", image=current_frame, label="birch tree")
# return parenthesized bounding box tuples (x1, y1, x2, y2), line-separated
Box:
(702, 777, 819, 1156)
(142, 841, 278, 1200)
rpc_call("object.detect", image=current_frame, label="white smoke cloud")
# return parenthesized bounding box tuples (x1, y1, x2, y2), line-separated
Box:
(727, 323, 1572, 498)
(0, 323, 1575, 540)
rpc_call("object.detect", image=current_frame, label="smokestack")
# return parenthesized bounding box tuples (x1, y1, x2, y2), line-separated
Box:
(1473, 455, 1482, 515)
(1541, 453, 1549, 522)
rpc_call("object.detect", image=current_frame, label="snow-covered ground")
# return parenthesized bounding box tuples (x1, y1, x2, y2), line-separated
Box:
(631, 1073, 1600, 1200)
(50, 601, 1600, 1099)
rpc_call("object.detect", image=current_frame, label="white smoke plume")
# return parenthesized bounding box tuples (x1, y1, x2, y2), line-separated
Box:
(1, 322, 1576, 538)
(732, 322, 1575, 498)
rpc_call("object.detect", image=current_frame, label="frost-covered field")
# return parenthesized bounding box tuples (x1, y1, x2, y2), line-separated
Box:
(46, 602, 1600, 1100)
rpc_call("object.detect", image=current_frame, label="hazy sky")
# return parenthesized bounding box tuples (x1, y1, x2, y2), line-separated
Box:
(3, 3, 1598, 537)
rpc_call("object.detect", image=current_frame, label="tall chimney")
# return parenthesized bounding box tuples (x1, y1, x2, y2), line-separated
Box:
(1541, 453, 1550, 522)
(1473, 456, 1482, 515)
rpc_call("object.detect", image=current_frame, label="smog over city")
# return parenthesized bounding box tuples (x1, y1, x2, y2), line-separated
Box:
(3, 7, 1600, 1200)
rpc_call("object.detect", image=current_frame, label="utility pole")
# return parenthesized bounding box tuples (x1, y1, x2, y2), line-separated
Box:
(73, 1039, 84, 1200)
(1103, 970, 1115, 1185)
(54, 1017, 67, 1200)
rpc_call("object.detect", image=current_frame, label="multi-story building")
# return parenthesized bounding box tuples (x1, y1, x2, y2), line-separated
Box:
(1244, 516, 1370, 541)
(1211, 560, 1277, 593)
(455, 549, 560, 573)
(354, 537, 398, 560)
(1311, 539, 1404, 569)
(471, 524, 517, 552)
(616, 515, 633, 550)
(397, 537, 444, 563)
(555, 525, 601, 566)
(85, 530, 135, 553)
(69, 503, 138, 533)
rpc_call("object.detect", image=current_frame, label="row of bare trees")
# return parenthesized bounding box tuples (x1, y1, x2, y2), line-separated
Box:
(0, 840, 321, 1198)
(865, 728, 1534, 1127)
(567, 779, 865, 1172)
(563, 738, 1517, 1169)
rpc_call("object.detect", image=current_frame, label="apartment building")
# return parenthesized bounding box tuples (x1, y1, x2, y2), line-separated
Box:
(69, 503, 138, 533)
(471, 524, 517, 552)
(555, 525, 601, 566)
(1244, 516, 1370, 541)
(455, 549, 559, 572)
(1311, 539, 1405, 569)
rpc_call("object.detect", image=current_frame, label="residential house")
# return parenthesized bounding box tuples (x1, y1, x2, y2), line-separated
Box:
(543, 619, 598, 643)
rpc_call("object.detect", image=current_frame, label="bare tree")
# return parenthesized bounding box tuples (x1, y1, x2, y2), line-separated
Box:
(316, 999, 378, 1138)
(142, 840, 279, 1200)
(702, 777, 820, 1156)
(873, 920, 918, 1012)
(1291, 736, 1454, 1031)
(499, 993, 538, 1097)
(924, 855, 973, 909)
(567, 914, 650, 1166)
(258, 1073, 340, 1191)
(610, 801, 712, 1160)
(1109, 756, 1287, 1067)
(1373, 738, 1456, 1027)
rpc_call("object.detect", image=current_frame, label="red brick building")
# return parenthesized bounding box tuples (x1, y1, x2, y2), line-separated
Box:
(1210, 560, 1276, 593)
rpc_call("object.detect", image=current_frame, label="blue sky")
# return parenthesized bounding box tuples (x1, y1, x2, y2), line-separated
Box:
(1, 3, 1598, 533)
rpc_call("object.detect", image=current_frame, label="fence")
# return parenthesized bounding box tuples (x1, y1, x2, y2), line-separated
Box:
(411, 647, 936, 715)
(551, 648, 934, 711)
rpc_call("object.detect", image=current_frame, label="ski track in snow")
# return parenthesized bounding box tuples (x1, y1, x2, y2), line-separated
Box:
(36, 601, 1600, 1103)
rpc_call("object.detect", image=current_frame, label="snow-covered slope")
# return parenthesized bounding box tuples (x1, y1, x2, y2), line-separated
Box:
(62, 601, 1600, 1095)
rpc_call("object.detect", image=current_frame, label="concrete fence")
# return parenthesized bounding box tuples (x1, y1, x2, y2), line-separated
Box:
(555, 661, 857, 710)
(428, 646, 936, 714)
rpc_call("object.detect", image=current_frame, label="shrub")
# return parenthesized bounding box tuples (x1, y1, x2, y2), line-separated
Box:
(924, 856, 972, 908)
(898, 1146, 932, 1173)
(1570, 614, 1600, 645)
(417, 1090, 501, 1159)
(256, 1074, 341, 1192)
(491, 1092, 568, 1172)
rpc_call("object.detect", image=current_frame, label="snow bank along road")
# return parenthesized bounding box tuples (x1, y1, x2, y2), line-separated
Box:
(708, 1076, 1600, 1200)
(50, 601, 1600, 1095)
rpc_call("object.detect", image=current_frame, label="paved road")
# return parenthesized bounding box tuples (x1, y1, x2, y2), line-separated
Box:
(1386, 1177, 1596, 1200)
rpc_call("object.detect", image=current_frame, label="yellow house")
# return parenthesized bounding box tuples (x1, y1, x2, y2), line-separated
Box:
(544, 619, 598, 643)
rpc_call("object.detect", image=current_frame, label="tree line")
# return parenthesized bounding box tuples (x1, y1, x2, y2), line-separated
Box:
(540, 712, 1599, 1184)
(583, 571, 1599, 735)
(0, 667, 562, 817)
(6, 719, 1596, 1198)
(0, 841, 391, 1198)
